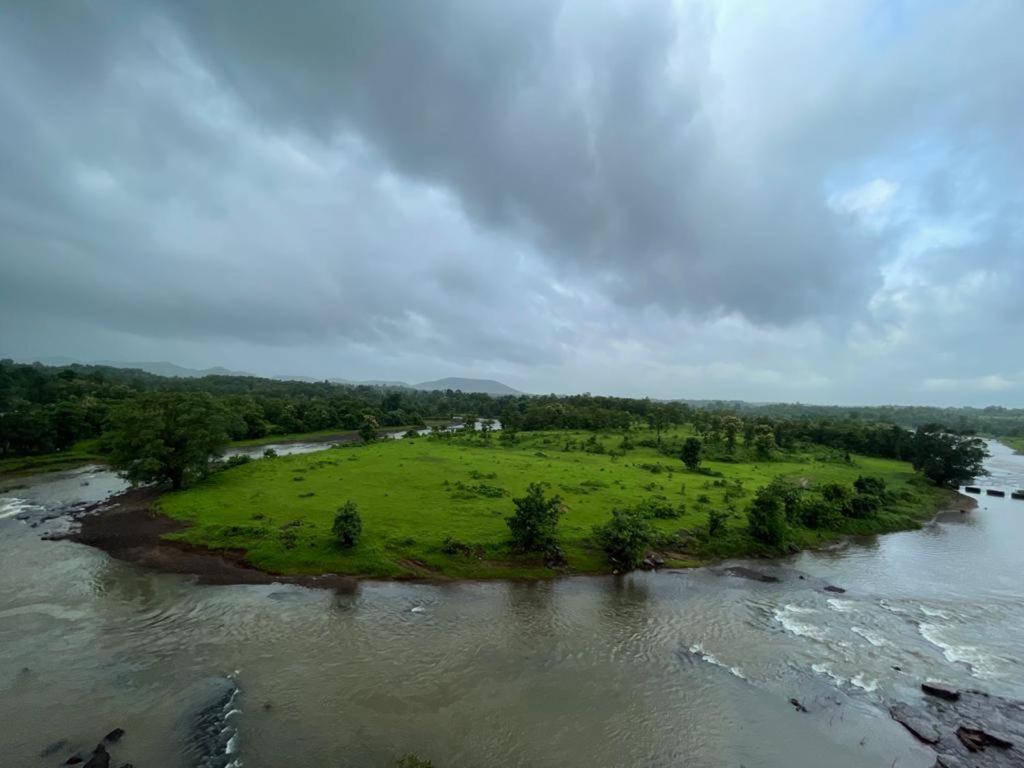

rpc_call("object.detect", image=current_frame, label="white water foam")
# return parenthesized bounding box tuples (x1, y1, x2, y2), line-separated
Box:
(850, 673, 879, 692)
(851, 626, 890, 648)
(811, 662, 846, 686)
(0, 498, 41, 520)
(918, 623, 1006, 679)
(826, 598, 857, 613)
(688, 643, 747, 679)
(773, 605, 828, 642)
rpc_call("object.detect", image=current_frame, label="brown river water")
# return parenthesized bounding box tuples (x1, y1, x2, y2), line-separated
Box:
(1, 441, 1022, 767)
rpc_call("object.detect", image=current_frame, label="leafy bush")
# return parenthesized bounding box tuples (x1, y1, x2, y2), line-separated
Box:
(332, 501, 362, 548)
(799, 496, 843, 529)
(441, 536, 471, 555)
(854, 475, 887, 497)
(506, 483, 563, 552)
(593, 507, 654, 569)
(707, 508, 728, 538)
(635, 496, 682, 519)
(223, 454, 252, 469)
(680, 437, 703, 470)
(262, 447, 278, 459)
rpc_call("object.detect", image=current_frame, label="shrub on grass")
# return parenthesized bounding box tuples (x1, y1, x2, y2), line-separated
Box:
(707, 508, 728, 538)
(506, 483, 563, 553)
(747, 483, 788, 546)
(262, 448, 278, 459)
(593, 507, 654, 569)
(332, 501, 362, 548)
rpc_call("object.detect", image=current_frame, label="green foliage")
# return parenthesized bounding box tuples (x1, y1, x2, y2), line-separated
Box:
(912, 426, 988, 487)
(593, 507, 654, 569)
(754, 424, 776, 459)
(359, 415, 380, 444)
(634, 496, 682, 519)
(107, 392, 230, 489)
(222, 454, 252, 470)
(707, 508, 728, 538)
(747, 481, 788, 546)
(680, 437, 703, 470)
(506, 483, 563, 552)
(332, 501, 362, 548)
(262, 447, 278, 459)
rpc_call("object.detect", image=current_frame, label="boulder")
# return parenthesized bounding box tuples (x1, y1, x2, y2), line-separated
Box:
(103, 728, 125, 743)
(956, 726, 1013, 752)
(922, 682, 961, 701)
(83, 744, 111, 768)
(824, 585, 846, 594)
(789, 697, 808, 713)
(890, 703, 941, 744)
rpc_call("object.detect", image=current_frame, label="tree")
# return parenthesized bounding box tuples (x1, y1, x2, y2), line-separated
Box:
(646, 404, 670, 443)
(747, 482, 788, 546)
(721, 416, 742, 453)
(593, 507, 654, 569)
(506, 483, 563, 552)
(754, 424, 776, 459)
(680, 437, 703, 471)
(332, 501, 362, 548)
(912, 426, 988, 487)
(358, 414, 380, 443)
(107, 392, 230, 489)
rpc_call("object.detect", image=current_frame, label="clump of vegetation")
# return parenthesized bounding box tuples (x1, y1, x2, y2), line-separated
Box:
(747, 481, 788, 546)
(450, 481, 507, 499)
(506, 483, 563, 553)
(107, 392, 231, 489)
(222, 454, 252, 470)
(680, 437, 703, 470)
(332, 501, 362, 548)
(707, 508, 728, 538)
(441, 536, 472, 556)
(263, 447, 278, 459)
(635, 496, 683, 520)
(593, 507, 654, 569)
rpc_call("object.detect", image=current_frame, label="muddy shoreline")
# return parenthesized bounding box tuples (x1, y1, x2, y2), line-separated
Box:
(59, 483, 975, 589)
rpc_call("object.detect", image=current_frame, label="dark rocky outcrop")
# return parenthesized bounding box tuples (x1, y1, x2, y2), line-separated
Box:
(923, 682, 961, 701)
(823, 585, 846, 594)
(986, 489, 1006, 497)
(891, 686, 1024, 767)
(718, 566, 779, 582)
(789, 697, 808, 713)
(103, 728, 125, 743)
(965, 486, 982, 494)
(83, 743, 111, 768)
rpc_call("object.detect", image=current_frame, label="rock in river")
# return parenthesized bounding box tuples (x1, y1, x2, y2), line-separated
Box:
(922, 682, 961, 701)
(890, 703, 941, 744)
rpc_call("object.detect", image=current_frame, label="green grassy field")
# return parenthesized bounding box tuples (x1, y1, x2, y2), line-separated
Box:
(158, 427, 954, 579)
(998, 436, 1024, 454)
(0, 439, 104, 477)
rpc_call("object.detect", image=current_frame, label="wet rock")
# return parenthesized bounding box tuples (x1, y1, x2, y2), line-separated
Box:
(103, 728, 125, 743)
(823, 585, 846, 594)
(719, 566, 779, 583)
(83, 743, 110, 768)
(789, 697, 808, 713)
(40, 739, 68, 757)
(956, 726, 1013, 752)
(922, 682, 961, 701)
(65, 754, 84, 765)
(933, 755, 965, 768)
(890, 703, 941, 744)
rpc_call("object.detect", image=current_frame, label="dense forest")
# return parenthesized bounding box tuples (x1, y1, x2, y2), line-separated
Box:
(0, 360, 1015, 471)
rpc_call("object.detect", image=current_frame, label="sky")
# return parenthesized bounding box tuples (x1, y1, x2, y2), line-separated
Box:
(1, 1, 1022, 406)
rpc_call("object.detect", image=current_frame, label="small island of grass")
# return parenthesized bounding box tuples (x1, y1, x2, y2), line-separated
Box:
(157, 426, 958, 580)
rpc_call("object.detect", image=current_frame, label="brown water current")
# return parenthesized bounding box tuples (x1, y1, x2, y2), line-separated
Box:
(2, 441, 1022, 767)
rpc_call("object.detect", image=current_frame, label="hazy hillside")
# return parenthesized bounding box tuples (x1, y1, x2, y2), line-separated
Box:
(413, 377, 522, 396)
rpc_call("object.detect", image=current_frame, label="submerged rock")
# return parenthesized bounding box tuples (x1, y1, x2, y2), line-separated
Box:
(103, 728, 125, 743)
(83, 744, 110, 768)
(956, 726, 1013, 752)
(719, 566, 779, 583)
(934, 755, 966, 768)
(40, 739, 68, 757)
(789, 697, 808, 713)
(823, 585, 846, 594)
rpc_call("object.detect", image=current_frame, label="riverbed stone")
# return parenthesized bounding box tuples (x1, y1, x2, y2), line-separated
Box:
(823, 585, 846, 593)
(923, 682, 961, 701)
(83, 743, 111, 768)
(934, 755, 965, 768)
(890, 703, 941, 744)
(103, 728, 125, 743)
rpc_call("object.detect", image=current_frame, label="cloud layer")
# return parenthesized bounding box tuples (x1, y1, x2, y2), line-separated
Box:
(1, 0, 1021, 405)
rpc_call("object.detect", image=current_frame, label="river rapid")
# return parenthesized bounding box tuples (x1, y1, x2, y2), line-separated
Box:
(1, 441, 1022, 767)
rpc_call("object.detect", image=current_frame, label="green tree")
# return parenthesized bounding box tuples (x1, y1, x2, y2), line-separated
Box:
(747, 482, 788, 546)
(332, 501, 362, 548)
(593, 507, 654, 569)
(506, 483, 563, 552)
(707, 508, 728, 538)
(680, 436, 703, 470)
(721, 415, 742, 453)
(358, 414, 380, 443)
(754, 424, 776, 459)
(107, 392, 230, 489)
(912, 426, 988, 487)
(646, 404, 670, 443)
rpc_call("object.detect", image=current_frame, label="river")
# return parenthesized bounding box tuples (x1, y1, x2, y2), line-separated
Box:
(1, 441, 1022, 767)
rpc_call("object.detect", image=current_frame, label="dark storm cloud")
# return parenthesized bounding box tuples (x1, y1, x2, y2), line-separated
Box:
(1, 0, 1023, 404)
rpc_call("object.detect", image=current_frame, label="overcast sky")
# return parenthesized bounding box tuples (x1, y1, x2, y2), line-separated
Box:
(1, 1, 1021, 406)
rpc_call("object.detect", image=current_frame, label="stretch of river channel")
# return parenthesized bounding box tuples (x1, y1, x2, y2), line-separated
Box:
(1, 441, 1022, 767)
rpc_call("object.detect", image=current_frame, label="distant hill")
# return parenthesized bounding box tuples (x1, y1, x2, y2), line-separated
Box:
(32, 357, 255, 379)
(413, 377, 521, 396)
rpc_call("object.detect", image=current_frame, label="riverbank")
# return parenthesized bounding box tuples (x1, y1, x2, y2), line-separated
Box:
(63, 428, 963, 582)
